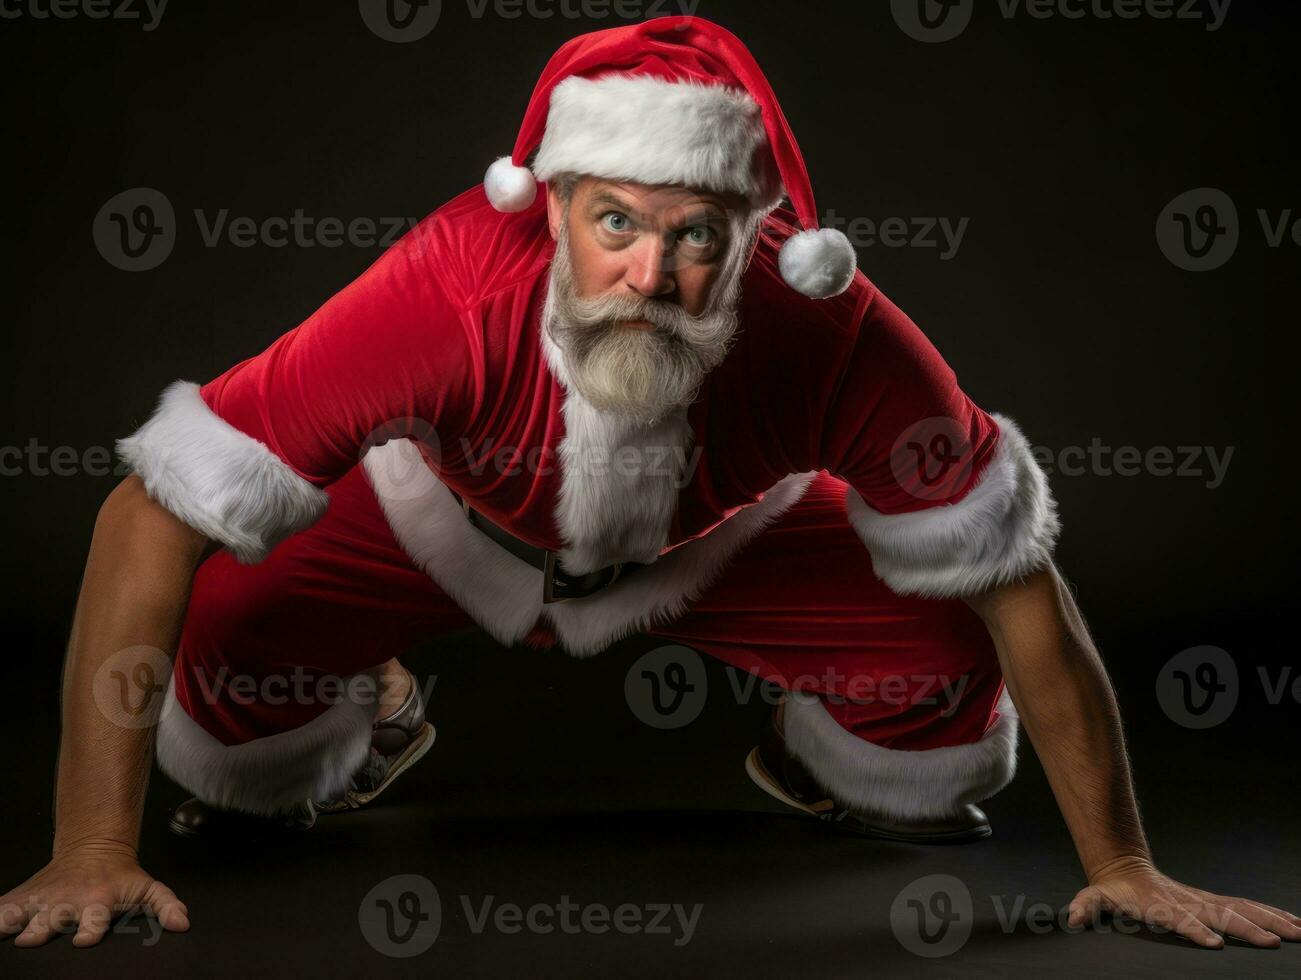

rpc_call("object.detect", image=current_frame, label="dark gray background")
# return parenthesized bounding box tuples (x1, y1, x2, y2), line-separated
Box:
(2, 1, 1297, 976)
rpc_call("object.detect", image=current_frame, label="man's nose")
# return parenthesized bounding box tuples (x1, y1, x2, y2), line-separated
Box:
(623, 235, 676, 298)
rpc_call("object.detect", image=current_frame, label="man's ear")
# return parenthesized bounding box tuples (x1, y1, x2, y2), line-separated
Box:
(546, 184, 563, 241)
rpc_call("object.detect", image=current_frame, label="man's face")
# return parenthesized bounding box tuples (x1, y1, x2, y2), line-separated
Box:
(547, 177, 743, 316)
(543, 176, 757, 424)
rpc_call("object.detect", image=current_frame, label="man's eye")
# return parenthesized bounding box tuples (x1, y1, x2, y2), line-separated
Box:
(601, 212, 631, 233)
(680, 226, 715, 247)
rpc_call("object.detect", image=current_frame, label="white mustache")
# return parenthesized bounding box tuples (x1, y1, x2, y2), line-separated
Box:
(555, 275, 732, 356)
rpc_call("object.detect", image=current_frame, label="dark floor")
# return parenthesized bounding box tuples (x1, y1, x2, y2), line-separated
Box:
(4, 626, 1298, 978)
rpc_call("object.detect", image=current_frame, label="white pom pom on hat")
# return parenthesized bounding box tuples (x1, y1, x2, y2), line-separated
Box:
(778, 228, 859, 300)
(483, 16, 858, 300)
(484, 156, 537, 213)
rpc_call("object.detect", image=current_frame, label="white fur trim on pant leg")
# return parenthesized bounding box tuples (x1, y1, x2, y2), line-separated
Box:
(782, 687, 1019, 822)
(845, 413, 1061, 599)
(154, 675, 376, 817)
(532, 75, 784, 210)
(115, 379, 329, 564)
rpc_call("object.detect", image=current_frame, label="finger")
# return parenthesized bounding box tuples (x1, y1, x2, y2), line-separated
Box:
(143, 881, 189, 932)
(48, 900, 81, 938)
(1067, 887, 1107, 929)
(1201, 904, 1282, 948)
(1222, 899, 1301, 942)
(72, 902, 114, 948)
(1232, 897, 1301, 931)
(0, 895, 34, 938)
(13, 908, 56, 948)
(1187, 886, 1301, 929)
(1163, 902, 1224, 948)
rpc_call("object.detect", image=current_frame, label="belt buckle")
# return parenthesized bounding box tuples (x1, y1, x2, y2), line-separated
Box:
(542, 551, 564, 604)
(543, 551, 578, 604)
(543, 551, 624, 604)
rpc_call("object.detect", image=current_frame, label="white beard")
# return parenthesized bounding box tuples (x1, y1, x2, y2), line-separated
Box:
(540, 206, 759, 573)
(542, 218, 745, 427)
(550, 390, 694, 574)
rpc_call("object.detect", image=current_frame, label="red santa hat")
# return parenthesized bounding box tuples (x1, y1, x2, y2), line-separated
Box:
(483, 16, 858, 300)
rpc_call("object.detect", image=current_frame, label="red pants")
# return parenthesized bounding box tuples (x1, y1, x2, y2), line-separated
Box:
(160, 460, 1018, 820)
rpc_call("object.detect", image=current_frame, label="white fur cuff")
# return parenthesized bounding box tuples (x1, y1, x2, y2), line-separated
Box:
(115, 379, 330, 564)
(154, 676, 376, 817)
(846, 414, 1060, 599)
(783, 688, 1020, 821)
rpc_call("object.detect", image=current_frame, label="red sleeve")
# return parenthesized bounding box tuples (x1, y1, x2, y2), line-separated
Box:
(116, 216, 480, 564)
(821, 284, 1059, 599)
(199, 220, 478, 488)
(822, 286, 1000, 513)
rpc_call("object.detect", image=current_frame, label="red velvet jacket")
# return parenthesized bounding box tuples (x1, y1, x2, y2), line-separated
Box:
(196, 184, 1000, 558)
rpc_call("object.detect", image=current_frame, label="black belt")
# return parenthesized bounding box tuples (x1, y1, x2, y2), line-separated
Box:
(452, 492, 644, 603)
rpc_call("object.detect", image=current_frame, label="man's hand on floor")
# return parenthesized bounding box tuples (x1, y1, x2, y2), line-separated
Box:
(0, 841, 189, 948)
(1068, 855, 1301, 949)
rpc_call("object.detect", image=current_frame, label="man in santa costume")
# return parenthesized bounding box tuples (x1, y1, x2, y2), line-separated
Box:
(4, 15, 1298, 952)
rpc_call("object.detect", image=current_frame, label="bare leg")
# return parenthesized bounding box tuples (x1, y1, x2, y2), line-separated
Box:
(375, 658, 413, 720)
